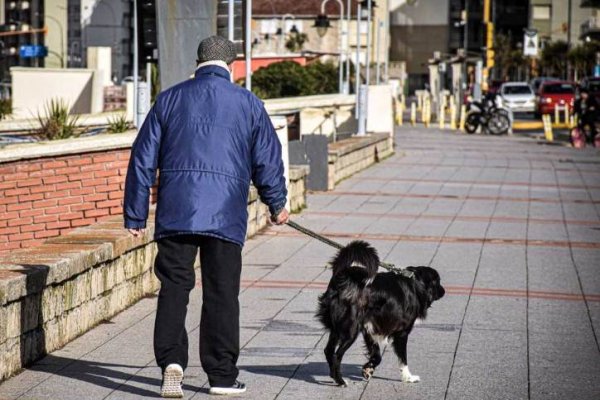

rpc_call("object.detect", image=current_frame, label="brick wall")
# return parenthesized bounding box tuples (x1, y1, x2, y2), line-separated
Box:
(0, 149, 137, 253)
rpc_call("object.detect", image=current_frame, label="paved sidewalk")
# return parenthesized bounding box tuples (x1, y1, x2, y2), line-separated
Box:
(1, 128, 599, 399)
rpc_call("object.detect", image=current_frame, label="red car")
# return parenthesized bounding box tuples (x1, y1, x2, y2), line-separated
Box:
(535, 81, 576, 116)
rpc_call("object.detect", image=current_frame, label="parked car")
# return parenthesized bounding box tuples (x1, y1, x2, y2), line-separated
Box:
(530, 76, 560, 94)
(535, 81, 576, 116)
(499, 82, 536, 113)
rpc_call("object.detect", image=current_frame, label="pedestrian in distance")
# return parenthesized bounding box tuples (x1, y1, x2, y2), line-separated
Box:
(123, 35, 289, 398)
(574, 87, 598, 146)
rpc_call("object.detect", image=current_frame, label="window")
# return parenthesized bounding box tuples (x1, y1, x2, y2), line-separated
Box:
(533, 6, 551, 20)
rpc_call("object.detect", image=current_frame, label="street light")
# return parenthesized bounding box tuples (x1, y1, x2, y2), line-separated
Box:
(313, 0, 345, 94)
(279, 13, 296, 53)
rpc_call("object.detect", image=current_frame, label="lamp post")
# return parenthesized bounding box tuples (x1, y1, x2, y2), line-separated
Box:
(245, 0, 252, 91)
(313, 0, 345, 94)
(45, 15, 65, 68)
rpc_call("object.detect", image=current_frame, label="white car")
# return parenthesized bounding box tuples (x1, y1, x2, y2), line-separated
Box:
(499, 82, 536, 113)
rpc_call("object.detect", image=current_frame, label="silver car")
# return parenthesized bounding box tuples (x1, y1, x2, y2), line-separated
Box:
(499, 82, 536, 113)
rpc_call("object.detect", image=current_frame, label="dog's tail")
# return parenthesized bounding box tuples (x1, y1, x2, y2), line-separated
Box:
(331, 240, 379, 280)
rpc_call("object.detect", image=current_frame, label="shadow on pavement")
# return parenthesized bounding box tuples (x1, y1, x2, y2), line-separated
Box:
(240, 361, 364, 386)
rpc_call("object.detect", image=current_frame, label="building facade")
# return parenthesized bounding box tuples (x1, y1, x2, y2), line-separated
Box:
(531, 0, 598, 45)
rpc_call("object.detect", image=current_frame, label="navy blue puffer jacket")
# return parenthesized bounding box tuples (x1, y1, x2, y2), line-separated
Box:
(123, 65, 287, 246)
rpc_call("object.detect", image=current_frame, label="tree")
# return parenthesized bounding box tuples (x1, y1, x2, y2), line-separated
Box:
(540, 40, 569, 78)
(494, 34, 526, 81)
(568, 42, 600, 80)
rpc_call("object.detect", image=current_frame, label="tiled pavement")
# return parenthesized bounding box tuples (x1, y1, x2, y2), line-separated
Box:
(1, 128, 599, 399)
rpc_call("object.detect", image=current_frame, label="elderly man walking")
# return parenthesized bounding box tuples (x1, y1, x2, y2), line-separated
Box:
(124, 36, 288, 398)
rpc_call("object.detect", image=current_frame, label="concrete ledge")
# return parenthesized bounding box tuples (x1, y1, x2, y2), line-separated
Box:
(327, 133, 394, 190)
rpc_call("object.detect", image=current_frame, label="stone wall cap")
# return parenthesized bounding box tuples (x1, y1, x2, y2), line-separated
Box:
(328, 133, 389, 158)
(289, 165, 310, 180)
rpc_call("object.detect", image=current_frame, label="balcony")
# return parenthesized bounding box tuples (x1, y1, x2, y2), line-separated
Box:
(580, 16, 600, 40)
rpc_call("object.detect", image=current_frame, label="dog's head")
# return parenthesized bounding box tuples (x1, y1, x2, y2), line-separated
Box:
(406, 266, 445, 306)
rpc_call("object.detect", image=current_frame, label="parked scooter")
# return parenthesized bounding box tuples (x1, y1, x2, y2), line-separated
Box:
(465, 93, 511, 135)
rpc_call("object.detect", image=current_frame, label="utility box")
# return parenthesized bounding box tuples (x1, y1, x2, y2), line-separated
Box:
(289, 135, 328, 191)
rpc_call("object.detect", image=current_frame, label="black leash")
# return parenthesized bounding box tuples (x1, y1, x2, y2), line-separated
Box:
(286, 220, 414, 279)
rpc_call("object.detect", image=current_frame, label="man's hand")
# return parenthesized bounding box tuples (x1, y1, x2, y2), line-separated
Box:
(128, 228, 146, 237)
(271, 208, 290, 225)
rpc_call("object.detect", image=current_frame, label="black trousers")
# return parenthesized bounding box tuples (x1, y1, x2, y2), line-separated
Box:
(153, 234, 242, 387)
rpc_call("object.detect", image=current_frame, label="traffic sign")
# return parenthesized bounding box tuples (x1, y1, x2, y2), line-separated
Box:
(19, 45, 48, 58)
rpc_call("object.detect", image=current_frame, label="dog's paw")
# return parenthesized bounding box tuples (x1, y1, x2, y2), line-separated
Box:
(362, 366, 374, 381)
(400, 366, 420, 383)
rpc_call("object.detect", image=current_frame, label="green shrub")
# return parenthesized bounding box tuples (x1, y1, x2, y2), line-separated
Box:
(250, 60, 339, 99)
(107, 113, 131, 133)
(36, 99, 81, 141)
(0, 98, 11, 120)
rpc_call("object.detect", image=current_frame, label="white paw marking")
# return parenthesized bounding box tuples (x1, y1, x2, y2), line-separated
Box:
(400, 365, 421, 383)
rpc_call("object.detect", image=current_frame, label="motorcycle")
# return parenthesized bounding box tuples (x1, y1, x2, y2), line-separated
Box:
(465, 94, 511, 135)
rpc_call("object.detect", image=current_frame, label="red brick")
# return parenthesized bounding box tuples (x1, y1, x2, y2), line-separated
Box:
(32, 199, 58, 209)
(118, 168, 128, 176)
(84, 209, 110, 218)
(45, 206, 70, 215)
(44, 190, 70, 199)
(19, 193, 45, 202)
(96, 184, 121, 193)
(16, 163, 42, 172)
(83, 193, 108, 202)
(8, 217, 33, 227)
(7, 203, 31, 212)
(0, 220, 7, 228)
(93, 153, 118, 163)
(58, 196, 82, 206)
(110, 206, 123, 215)
(80, 163, 105, 173)
(81, 178, 108, 188)
(94, 169, 119, 178)
(68, 172, 94, 182)
(5, 188, 30, 196)
(0, 211, 19, 221)
(16, 178, 43, 188)
(30, 185, 55, 194)
(105, 160, 130, 169)
(42, 160, 67, 169)
(70, 203, 95, 212)
(56, 181, 81, 191)
(0, 242, 22, 252)
(0, 181, 17, 190)
(107, 176, 124, 185)
(46, 221, 71, 230)
(70, 187, 94, 196)
(20, 239, 44, 248)
(29, 169, 56, 178)
(67, 158, 93, 167)
(71, 218, 97, 227)
(34, 214, 58, 223)
(54, 166, 80, 176)
(43, 175, 68, 185)
(59, 212, 84, 221)
(0, 226, 20, 235)
(9, 232, 34, 241)
(20, 209, 44, 218)
(3, 172, 28, 181)
(109, 191, 124, 200)
(0, 165, 16, 175)
(20, 223, 46, 233)
(59, 228, 73, 236)
(117, 152, 131, 160)
(34, 230, 60, 239)
(97, 199, 122, 209)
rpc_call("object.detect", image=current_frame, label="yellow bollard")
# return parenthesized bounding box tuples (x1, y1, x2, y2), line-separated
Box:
(543, 115, 554, 142)
(563, 106, 569, 127)
(449, 103, 457, 130)
(426, 100, 432, 127)
(439, 105, 445, 130)
(459, 105, 467, 132)
(554, 106, 560, 125)
(417, 93, 423, 111)
(411, 102, 417, 126)
(396, 99, 404, 126)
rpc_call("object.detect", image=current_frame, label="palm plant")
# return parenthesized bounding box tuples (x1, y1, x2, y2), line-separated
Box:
(36, 99, 81, 141)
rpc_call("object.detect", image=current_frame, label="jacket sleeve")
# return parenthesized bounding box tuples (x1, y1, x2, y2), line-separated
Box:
(250, 102, 288, 215)
(123, 105, 162, 229)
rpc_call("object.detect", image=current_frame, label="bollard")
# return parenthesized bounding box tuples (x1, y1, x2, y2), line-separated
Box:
(543, 115, 554, 142)
(417, 93, 423, 111)
(459, 105, 467, 132)
(425, 100, 432, 127)
(450, 103, 457, 130)
(554, 106, 561, 125)
(564, 106, 569, 127)
(439, 104, 445, 129)
(411, 102, 417, 126)
(395, 99, 404, 126)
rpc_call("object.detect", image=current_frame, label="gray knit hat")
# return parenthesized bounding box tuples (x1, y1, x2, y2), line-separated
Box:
(197, 35, 237, 64)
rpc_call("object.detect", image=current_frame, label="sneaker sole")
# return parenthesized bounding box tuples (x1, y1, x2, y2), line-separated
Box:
(161, 368, 184, 398)
(208, 387, 247, 395)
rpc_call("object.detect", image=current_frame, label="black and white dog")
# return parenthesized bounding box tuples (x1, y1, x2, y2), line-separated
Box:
(316, 241, 445, 386)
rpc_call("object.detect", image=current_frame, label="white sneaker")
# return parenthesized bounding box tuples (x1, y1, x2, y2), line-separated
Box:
(209, 380, 247, 395)
(161, 363, 184, 398)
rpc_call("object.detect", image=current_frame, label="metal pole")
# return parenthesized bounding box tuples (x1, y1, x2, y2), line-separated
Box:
(365, 0, 372, 87)
(376, 20, 381, 85)
(133, 0, 139, 128)
(338, 5, 344, 94)
(355, 2, 362, 116)
(245, 0, 252, 91)
(384, 0, 389, 83)
(228, 0, 235, 41)
(346, 0, 351, 93)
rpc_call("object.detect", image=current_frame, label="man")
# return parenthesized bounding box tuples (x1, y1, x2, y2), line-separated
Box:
(574, 87, 598, 145)
(124, 36, 289, 398)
